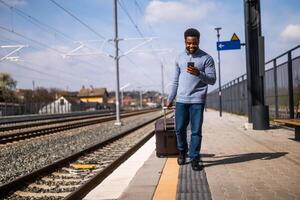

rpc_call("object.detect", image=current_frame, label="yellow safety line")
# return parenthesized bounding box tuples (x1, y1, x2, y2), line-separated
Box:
(152, 158, 179, 200)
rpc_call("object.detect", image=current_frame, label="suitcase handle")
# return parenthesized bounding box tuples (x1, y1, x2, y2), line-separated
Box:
(163, 106, 175, 131)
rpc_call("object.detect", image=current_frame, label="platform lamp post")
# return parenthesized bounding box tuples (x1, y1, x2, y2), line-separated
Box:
(215, 27, 222, 117)
(161, 64, 165, 109)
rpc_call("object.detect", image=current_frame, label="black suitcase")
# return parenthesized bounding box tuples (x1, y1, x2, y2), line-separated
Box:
(155, 110, 178, 157)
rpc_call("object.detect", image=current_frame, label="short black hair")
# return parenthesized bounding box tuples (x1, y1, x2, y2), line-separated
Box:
(184, 28, 200, 40)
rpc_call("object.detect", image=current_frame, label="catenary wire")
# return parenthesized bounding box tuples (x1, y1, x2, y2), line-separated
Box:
(0, 2, 157, 88)
(49, 0, 106, 40)
(0, 0, 75, 44)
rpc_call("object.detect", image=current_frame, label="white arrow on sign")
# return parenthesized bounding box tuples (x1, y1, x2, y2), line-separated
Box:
(218, 43, 225, 49)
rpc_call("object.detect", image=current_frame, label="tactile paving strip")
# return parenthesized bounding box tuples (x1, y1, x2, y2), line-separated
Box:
(176, 163, 212, 200)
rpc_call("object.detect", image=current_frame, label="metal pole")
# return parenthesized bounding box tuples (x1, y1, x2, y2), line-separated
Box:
(215, 27, 222, 117)
(113, 0, 122, 125)
(244, 1, 252, 123)
(161, 64, 165, 108)
(244, 0, 269, 129)
(273, 59, 279, 118)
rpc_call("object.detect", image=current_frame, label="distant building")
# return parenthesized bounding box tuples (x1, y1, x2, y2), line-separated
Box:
(78, 86, 109, 110)
(65, 91, 79, 97)
(38, 96, 81, 114)
(108, 90, 162, 110)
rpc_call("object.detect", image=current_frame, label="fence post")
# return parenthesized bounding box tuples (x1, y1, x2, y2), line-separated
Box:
(273, 59, 279, 118)
(287, 51, 294, 118)
(237, 77, 241, 114)
(232, 81, 234, 113)
(229, 81, 233, 113)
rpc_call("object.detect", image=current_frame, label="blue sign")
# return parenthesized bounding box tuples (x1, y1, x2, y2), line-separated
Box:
(217, 40, 241, 51)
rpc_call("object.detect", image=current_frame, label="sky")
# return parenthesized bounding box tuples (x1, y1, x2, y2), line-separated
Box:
(0, 0, 300, 94)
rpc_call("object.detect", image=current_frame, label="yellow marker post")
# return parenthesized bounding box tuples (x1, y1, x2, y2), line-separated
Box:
(70, 164, 97, 169)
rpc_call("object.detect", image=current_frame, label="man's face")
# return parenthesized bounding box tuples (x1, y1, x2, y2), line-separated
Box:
(185, 36, 199, 54)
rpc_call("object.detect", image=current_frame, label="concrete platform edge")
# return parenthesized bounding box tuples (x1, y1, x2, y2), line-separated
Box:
(118, 151, 167, 200)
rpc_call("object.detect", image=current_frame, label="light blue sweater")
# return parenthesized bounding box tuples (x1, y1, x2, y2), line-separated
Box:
(167, 49, 216, 104)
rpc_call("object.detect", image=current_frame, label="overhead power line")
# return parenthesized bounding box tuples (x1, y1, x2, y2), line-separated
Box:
(132, 0, 169, 65)
(134, 0, 144, 14)
(49, 0, 106, 40)
(118, 0, 166, 65)
(0, 33, 21, 44)
(48, 0, 128, 57)
(48, 0, 156, 85)
(7, 61, 70, 82)
(0, 1, 157, 88)
(22, 60, 89, 82)
(0, 25, 64, 54)
(118, 0, 144, 38)
(117, 0, 167, 87)
(0, 0, 75, 43)
(0, 25, 110, 76)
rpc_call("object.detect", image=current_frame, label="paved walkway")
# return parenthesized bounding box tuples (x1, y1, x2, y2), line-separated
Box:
(202, 110, 300, 200)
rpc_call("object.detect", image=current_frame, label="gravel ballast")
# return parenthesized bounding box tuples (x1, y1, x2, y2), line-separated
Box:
(0, 111, 161, 185)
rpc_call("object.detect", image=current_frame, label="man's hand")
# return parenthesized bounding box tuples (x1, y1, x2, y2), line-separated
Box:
(187, 66, 200, 76)
(166, 101, 173, 109)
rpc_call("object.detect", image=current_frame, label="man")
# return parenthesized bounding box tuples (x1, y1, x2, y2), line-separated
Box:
(167, 28, 216, 171)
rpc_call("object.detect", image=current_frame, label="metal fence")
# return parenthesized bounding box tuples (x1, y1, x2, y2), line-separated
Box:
(0, 101, 86, 116)
(207, 45, 300, 119)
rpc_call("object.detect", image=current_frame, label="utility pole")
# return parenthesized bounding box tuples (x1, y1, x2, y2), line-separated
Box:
(215, 27, 222, 117)
(244, 0, 269, 129)
(113, 0, 122, 125)
(161, 64, 165, 108)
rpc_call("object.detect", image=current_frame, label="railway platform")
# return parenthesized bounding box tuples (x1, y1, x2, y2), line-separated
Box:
(84, 109, 300, 200)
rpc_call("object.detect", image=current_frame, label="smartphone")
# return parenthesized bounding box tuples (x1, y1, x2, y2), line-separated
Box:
(187, 62, 194, 67)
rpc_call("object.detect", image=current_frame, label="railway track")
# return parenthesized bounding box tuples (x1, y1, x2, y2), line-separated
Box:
(0, 112, 114, 131)
(0, 109, 158, 144)
(0, 110, 114, 125)
(0, 109, 150, 131)
(0, 112, 164, 200)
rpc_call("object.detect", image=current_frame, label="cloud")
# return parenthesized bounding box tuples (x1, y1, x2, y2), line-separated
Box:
(281, 24, 300, 41)
(0, 0, 27, 7)
(144, 0, 216, 25)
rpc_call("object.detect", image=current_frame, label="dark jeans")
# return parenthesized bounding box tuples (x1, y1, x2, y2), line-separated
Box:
(175, 102, 205, 160)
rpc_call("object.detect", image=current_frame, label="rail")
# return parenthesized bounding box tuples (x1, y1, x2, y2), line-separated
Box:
(0, 109, 158, 144)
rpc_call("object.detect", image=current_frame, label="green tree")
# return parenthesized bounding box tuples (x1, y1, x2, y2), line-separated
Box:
(0, 73, 18, 102)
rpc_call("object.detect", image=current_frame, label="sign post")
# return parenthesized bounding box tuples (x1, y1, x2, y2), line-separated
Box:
(215, 32, 242, 117)
(215, 27, 222, 117)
